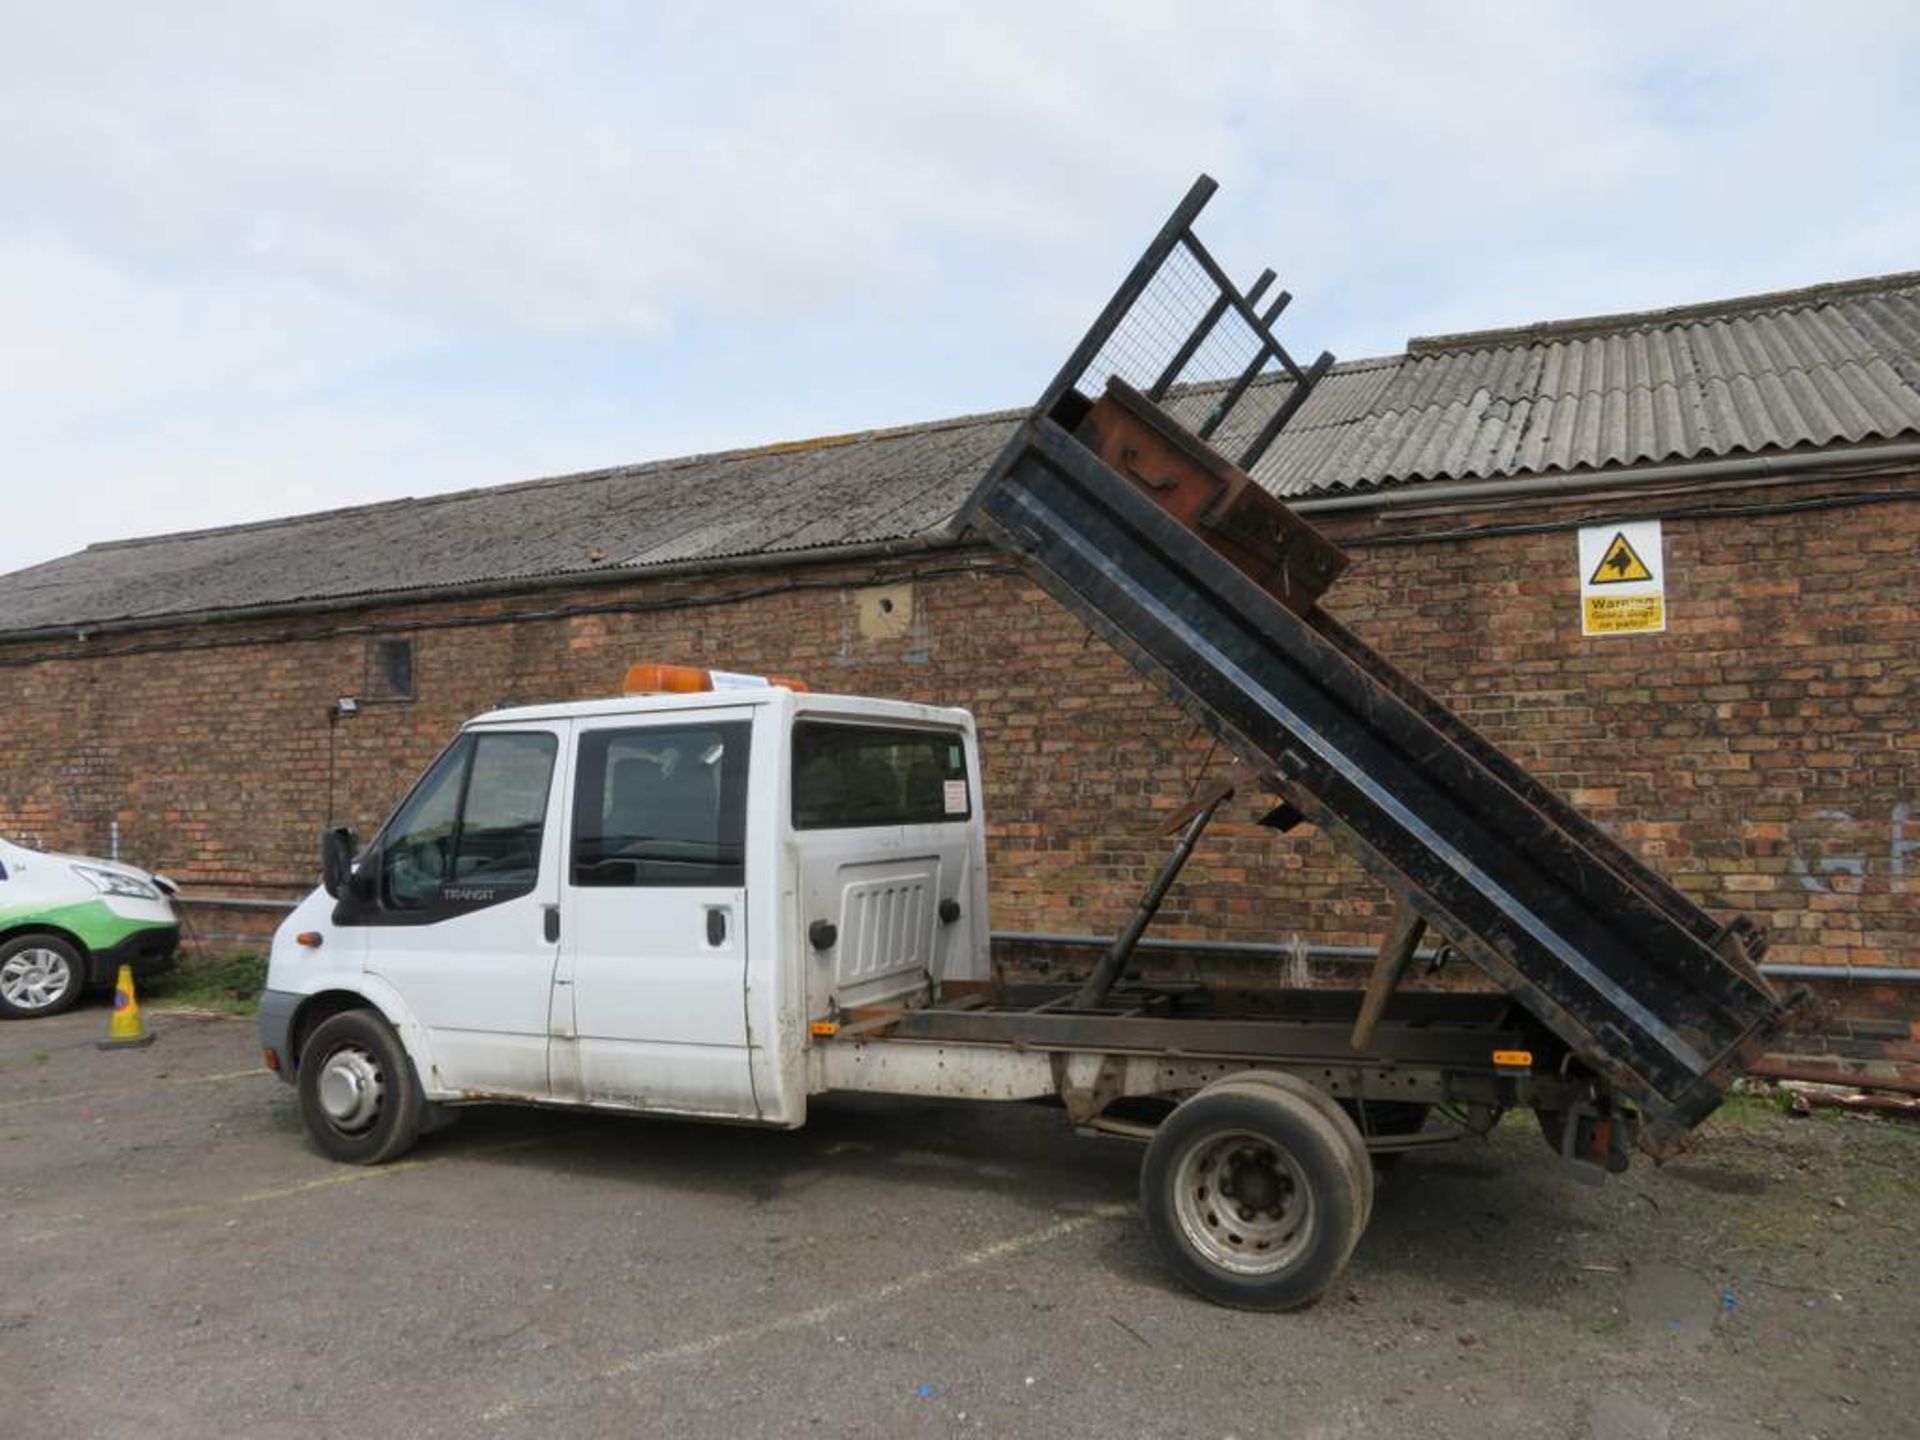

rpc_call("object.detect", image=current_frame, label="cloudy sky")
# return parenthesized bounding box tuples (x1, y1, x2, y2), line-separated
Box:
(2, 1, 1916, 575)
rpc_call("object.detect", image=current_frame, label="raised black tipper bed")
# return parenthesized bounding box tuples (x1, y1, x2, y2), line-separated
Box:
(953, 175, 1801, 1157)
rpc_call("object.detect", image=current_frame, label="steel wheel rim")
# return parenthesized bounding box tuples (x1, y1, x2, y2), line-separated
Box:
(0, 948, 74, 1011)
(1171, 1127, 1314, 1276)
(316, 1045, 385, 1132)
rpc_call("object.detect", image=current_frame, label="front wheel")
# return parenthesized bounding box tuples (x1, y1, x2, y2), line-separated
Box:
(297, 1010, 423, 1165)
(1141, 1079, 1366, 1311)
(0, 933, 86, 1019)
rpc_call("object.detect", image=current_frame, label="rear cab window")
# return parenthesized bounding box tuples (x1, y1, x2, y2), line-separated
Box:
(791, 720, 971, 829)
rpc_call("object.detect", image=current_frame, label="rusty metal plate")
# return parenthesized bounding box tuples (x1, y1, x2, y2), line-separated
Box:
(1076, 378, 1348, 613)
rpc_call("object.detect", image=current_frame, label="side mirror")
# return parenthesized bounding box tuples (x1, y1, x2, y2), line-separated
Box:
(321, 826, 359, 899)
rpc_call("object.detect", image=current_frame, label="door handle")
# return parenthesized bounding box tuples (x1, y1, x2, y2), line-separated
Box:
(705, 908, 728, 946)
(543, 905, 560, 943)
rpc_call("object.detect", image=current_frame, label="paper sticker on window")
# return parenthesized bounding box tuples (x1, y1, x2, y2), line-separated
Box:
(943, 780, 968, 815)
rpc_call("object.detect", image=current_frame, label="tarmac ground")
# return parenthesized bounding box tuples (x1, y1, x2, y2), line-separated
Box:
(4, 1006, 1916, 1439)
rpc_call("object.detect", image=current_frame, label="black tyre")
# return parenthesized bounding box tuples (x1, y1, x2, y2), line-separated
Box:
(0, 933, 87, 1019)
(296, 1009, 423, 1165)
(1141, 1080, 1365, 1311)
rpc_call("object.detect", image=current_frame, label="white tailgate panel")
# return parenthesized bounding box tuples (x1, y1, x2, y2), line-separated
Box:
(834, 860, 938, 1007)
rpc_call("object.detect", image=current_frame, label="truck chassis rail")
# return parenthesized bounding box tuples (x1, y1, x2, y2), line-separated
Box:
(817, 982, 1600, 1162)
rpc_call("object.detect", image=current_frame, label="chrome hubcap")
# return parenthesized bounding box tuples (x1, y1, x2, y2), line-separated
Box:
(316, 1046, 384, 1131)
(1, 948, 74, 1011)
(1172, 1128, 1315, 1276)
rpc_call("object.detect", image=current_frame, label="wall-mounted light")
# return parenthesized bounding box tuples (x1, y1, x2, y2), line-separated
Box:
(333, 696, 360, 719)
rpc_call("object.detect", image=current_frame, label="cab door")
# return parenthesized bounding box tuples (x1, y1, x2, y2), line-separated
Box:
(558, 711, 757, 1118)
(356, 723, 568, 1098)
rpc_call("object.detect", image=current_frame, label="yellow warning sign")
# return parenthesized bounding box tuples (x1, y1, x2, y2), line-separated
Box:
(1577, 519, 1665, 636)
(1588, 531, 1654, 585)
(1583, 594, 1665, 634)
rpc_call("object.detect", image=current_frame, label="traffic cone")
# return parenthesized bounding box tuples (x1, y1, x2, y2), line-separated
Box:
(97, 964, 156, 1049)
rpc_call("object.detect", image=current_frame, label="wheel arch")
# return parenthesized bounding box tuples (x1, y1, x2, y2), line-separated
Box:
(0, 920, 89, 953)
(287, 982, 432, 1086)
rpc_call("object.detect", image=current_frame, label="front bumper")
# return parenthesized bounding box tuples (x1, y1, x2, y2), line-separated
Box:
(88, 924, 180, 987)
(258, 989, 301, 1085)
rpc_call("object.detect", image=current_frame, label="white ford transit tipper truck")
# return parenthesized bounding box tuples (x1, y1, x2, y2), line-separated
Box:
(257, 175, 1794, 1309)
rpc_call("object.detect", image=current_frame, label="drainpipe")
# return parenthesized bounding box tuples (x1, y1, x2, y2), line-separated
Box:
(991, 931, 1920, 985)
(1287, 442, 1920, 516)
(1751, 962, 1920, 985)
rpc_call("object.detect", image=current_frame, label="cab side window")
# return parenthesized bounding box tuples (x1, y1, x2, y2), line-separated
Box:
(380, 731, 557, 915)
(571, 723, 750, 888)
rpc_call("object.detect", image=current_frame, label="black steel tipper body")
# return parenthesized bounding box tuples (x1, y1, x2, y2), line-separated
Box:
(957, 177, 1796, 1149)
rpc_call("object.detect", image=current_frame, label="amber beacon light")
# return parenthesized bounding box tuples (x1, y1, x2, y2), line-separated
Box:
(622, 663, 810, 695)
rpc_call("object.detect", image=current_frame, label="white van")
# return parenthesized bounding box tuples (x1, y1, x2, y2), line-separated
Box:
(260, 670, 991, 1154)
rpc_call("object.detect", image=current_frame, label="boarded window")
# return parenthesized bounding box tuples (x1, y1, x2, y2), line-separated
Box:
(365, 637, 415, 701)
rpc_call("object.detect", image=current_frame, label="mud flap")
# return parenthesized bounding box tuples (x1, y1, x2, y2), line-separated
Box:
(1551, 1103, 1635, 1186)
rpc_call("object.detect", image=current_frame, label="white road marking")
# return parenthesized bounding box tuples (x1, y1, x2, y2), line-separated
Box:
(0, 1066, 271, 1112)
(145, 1158, 440, 1221)
(147, 1135, 557, 1222)
(16, 1136, 555, 1244)
(479, 1201, 1133, 1423)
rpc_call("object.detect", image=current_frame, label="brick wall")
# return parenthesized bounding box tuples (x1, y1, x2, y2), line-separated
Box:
(1314, 477, 1918, 970)
(0, 472, 1914, 975)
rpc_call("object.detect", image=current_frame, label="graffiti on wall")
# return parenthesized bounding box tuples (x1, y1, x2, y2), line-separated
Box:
(1790, 802, 1918, 892)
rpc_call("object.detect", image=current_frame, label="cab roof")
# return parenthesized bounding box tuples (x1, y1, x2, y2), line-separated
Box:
(467, 688, 973, 731)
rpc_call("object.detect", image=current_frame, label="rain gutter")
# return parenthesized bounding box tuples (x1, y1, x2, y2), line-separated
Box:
(0, 533, 962, 646)
(1287, 442, 1920, 516)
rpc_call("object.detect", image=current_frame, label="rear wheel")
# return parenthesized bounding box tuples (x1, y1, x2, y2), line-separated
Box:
(297, 1010, 423, 1165)
(1216, 1070, 1374, 1234)
(0, 934, 86, 1019)
(1141, 1079, 1366, 1310)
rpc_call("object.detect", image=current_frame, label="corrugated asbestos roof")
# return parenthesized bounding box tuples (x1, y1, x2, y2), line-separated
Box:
(4, 270, 1918, 635)
(0, 413, 1021, 636)
(1216, 272, 1920, 496)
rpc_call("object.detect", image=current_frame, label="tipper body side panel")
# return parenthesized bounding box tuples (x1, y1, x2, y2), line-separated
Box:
(957, 176, 1797, 1148)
